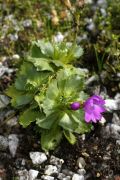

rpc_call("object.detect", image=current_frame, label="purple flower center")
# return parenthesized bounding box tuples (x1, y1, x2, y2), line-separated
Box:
(70, 102, 80, 111)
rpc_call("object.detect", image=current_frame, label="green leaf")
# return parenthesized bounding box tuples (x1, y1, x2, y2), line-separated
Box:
(30, 43, 44, 58)
(75, 121, 93, 134)
(64, 130, 76, 145)
(43, 80, 60, 115)
(6, 85, 33, 107)
(59, 112, 78, 132)
(36, 111, 60, 129)
(73, 46, 84, 59)
(27, 57, 54, 72)
(41, 126, 62, 151)
(19, 109, 42, 128)
(34, 40, 54, 57)
(15, 62, 50, 91)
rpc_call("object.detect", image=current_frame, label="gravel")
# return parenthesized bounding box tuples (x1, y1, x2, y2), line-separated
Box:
(29, 152, 47, 165)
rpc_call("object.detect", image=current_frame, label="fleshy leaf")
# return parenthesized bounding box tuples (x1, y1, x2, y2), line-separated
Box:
(19, 109, 42, 128)
(6, 85, 33, 107)
(41, 126, 62, 151)
(64, 130, 76, 145)
(36, 112, 60, 129)
(59, 112, 79, 132)
(27, 57, 54, 72)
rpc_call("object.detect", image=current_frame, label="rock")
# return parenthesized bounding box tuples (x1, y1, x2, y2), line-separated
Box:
(77, 169, 86, 175)
(12, 54, 20, 60)
(44, 165, 58, 176)
(15, 158, 26, 169)
(54, 32, 64, 43)
(57, 173, 66, 179)
(114, 93, 120, 100)
(72, 174, 84, 180)
(17, 169, 29, 180)
(6, 116, 18, 127)
(0, 135, 8, 151)
(76, 157, 86, 169)
(50, 156, 64, 171)
(29, 152, 47, 165)
(41, 175, 54, 180)
(62, 169, 74, 176)
(102, 124, 120, 139)
(8, 134, 19, 157)
(85, 75, 98, 85)
(63, 176, 71, 180)
(112, 113, 120, 126)
(105, 99, 120, 111)
(28, 169, 39, 180)
(22, 19, 32, 27)
(116, 140, 120, 145)
(110, 124, 120, 139)
(0, 94, 10, 109)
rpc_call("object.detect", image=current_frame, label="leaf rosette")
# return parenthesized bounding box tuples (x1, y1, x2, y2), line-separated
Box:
(6, 40, 92, 151)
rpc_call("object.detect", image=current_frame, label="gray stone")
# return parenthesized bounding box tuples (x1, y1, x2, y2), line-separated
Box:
(28, 169, 39, 180)
(12, 54, 20, 60)
(116, 140, 120, 145)
(0, 135, 8, 151)
(110, 124, 120, 139)
(6, 116, 18, 127)
(77, 169, 86, 175)
(29, 152, 47, 165)
(112, 113, 120, 126)
(57, 173, 66, 179)
(72, 174, 84, 180)
(50, 156, 64, 172)
(105, 99, 120, 111)
(102, 123, 120, 140)
(115, 93, 120, 100)
(8, 134, 19, 157)
(0, 94, 10, 109)
(22, 19, 32, 27)
(54, 32, 64, 43)
(41, 175, 54, 180)
(44, 165, 58, 176)
(17, 169, 29, 180)
(62, 169, 74, 176)
(63, 176, 71, 180)
(76, 157, 86, 169)
(85, 75, 98, 86)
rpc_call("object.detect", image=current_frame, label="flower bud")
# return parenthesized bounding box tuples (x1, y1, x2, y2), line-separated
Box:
(70, 102, 80, 110)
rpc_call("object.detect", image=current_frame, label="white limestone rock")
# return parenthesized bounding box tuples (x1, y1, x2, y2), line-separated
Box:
(8, 134, 19, 157)
(28, 169, 39, 180)
(29, 152, 47, 165)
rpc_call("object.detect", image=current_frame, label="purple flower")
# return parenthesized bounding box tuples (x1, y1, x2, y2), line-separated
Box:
(84, 95, 105, 123)
(70, 102, 80, 110)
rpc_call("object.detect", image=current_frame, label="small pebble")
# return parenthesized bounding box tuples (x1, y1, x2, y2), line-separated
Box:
(44, 165, 58, 176)
(29, 152, 47, 165)
(72, 174, 84, 180)
(17, 169, 29, 180)
(0, 135, 8, 151)
(77, 169, 86, 175)
(77, 157, 86, 169)
(62, 169, 74, 176)
(8, 134, 19, 157)
(57, 173, 66, 179)
(28, 169, 39, 180)
(41, 175, 54, 180)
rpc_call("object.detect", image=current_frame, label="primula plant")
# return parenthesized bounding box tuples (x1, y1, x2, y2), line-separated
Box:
(6, 40, 105, 151)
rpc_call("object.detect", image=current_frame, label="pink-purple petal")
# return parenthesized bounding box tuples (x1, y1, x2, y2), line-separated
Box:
(84, 95, 106, 123)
